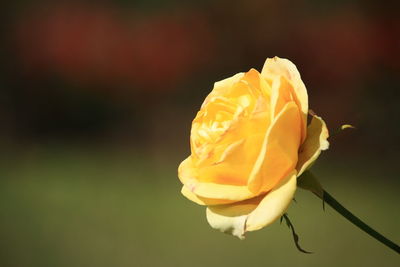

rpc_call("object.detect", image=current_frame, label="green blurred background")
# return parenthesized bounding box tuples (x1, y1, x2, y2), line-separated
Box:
(1, 0, 399, 266)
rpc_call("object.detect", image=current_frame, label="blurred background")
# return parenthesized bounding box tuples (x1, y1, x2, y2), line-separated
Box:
(1, 0, 399, 266)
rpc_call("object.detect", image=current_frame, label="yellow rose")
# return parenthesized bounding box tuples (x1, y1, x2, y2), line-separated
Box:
(178, 57, 329, 239)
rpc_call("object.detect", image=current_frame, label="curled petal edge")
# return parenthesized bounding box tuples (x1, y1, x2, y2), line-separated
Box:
(206, 171, 297, 239)
(296, 115, 329, 177)
(181, 185, 239, 206)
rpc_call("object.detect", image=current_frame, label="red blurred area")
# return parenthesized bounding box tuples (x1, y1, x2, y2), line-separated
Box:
(4, 0, 400, 153)
(293, 9, 400, 84)
(294, 10, 373, 84)
(14, 2, 215, 91)
(12, 1, 400, 95)
(287, 8, 400, 125)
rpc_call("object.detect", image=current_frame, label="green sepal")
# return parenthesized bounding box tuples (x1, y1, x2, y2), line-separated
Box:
(297, 171, 324, 199)
(281, 213, 312, 254)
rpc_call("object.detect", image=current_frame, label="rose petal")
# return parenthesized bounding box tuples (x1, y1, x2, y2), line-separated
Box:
(241, 68, 272, 100)
(191, 70, 271, 181)
(178, 156, 254, 201)
(270, 75, 293, 120)
(247, 102, 301, 194)
(206, 171, 297, 239)
(202, 73, 245, 107)
(262, 57, 308, 143)
(181, 185, 236, 206)
(186, 180, 254, 201)
(245, 170, 297, 231)
(296, 115, 329, 176)
(195, 138, 258, 186)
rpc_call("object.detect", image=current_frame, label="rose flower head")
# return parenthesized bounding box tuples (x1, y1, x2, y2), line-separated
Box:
(178, 57, 329, 239)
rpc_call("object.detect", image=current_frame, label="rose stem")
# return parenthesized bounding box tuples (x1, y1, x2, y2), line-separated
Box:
(319, 190, 400, 254)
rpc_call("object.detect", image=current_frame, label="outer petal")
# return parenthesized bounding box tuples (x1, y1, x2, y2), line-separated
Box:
(181, 185, 240, 206)
(206, 171, 297, 239)
(262, 57, 308, 143)
(178, 156, 255, 201)
(296, 115, 329, 176)
(247, 102, 301, 194)
(245, 170, 297, 231)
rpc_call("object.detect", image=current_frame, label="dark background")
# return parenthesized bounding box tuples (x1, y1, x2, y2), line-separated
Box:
(0, 0, 399, 266)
